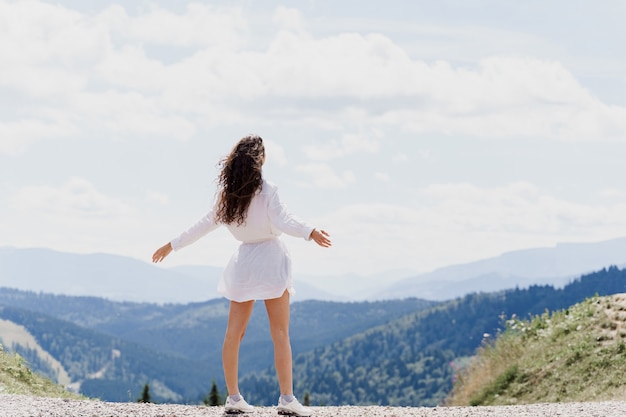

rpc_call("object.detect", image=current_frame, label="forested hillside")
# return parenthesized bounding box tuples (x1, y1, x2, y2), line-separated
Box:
(0, 290, 434, 370)
(241, 266, 626, 406)
(0, 305, 214, 402)
(0, 290, 434, 402)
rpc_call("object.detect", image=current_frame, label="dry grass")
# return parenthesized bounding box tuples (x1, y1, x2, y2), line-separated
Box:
(446, 294, 626, 406)
(0, 344, 81, 399)
(447, 330, 525, 406)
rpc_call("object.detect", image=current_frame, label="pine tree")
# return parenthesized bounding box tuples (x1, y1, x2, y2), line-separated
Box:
(137, 383, 151, 403)
(204, 380, 223, 406)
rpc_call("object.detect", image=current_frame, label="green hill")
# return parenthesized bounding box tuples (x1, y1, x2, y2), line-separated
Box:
(447, 293, 626, 405)
(0, 344, 79, 399)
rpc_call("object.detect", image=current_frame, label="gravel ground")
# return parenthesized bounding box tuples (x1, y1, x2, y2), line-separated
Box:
(2, 395, 626, 417)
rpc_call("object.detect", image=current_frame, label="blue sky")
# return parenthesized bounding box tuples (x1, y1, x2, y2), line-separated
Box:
(2, 0, 626, 278)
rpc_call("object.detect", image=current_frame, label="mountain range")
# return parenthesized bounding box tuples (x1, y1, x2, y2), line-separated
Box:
(330, 236, 626, 301)
(4, 236, 626, 303)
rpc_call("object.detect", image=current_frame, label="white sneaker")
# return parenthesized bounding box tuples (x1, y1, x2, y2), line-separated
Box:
(224, 395, 255, 414)
(277, 397, 312, 416)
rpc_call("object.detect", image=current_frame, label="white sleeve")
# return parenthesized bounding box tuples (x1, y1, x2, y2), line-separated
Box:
(267, 187, 315, 240)
(170, 205, 221, 251)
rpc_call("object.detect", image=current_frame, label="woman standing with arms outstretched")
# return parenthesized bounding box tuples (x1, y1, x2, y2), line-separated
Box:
(152, 135, 331, 416)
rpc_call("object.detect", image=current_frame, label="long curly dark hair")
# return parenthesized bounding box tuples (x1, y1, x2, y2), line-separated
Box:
(215, 135, 265, 225)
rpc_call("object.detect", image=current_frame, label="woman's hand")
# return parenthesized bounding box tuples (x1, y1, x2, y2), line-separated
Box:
(310, 229, 332, 248)
(152, 242, 173, 263)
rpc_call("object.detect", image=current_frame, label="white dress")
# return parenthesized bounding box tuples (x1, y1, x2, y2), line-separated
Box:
(170, 180, 314, 302)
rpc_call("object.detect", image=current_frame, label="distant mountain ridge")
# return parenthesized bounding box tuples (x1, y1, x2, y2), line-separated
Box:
(0, 247, 221, 303)
(374, 237, 626, 300)
(0, 247, 339, 303)
(3, 237, 626, 304)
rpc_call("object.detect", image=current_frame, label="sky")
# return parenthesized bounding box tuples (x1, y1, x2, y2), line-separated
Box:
(2, 0, 626, 280)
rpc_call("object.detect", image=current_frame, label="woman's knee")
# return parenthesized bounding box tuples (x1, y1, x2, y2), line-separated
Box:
(270, 325, 290, 344)
(225, 326, 247, 343)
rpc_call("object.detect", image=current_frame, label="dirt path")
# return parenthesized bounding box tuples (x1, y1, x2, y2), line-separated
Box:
(2, 394, 626, 417)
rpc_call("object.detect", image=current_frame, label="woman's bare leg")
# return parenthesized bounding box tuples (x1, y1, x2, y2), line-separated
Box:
(265, 290, 293, 395)
(223, 299, 255, 396)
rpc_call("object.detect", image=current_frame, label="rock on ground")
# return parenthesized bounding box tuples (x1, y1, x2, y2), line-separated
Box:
(1, 395, 626, 417)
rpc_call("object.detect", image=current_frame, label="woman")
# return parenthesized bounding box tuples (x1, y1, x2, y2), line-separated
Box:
(152, 135, 331, 416)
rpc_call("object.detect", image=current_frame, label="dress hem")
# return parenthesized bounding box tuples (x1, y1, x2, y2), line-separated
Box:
(219, 285, 295, 303)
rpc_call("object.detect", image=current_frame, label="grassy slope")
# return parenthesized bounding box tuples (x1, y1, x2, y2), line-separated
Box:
(0, 344, 80, 399)
(447, 294, 626, 406)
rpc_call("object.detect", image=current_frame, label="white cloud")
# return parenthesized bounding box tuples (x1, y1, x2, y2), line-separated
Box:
(342, 133, 379, 153)
(369, 56, 626, 141)
(296, 163, 356, 188)
(419, 182, 591, 234)
(3, 1, 626, 148)
(0, 1, 84, 64)
(10, 177, 135, 220)
(123, 4, 248, 48)
(0, 119, 75, 155)
(146, 191, 170, 205)
(392, 153, 409, 163)
(93, 44, 167, 92)
(374, 172, 390, 182)
(303, 133, 380, 161)
(303, 140, 344, 161)
(600, 188, 626, 200)
(262, 31, 414, 98)
(75, 91, 196, 139)
(264, 138, 288, 166)
(0, 1, 93, 96)
(273, 6, 306, 33)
